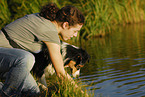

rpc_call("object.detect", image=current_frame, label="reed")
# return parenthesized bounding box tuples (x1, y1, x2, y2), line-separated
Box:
(110, 0, 145, 24)
(6, 0, 49, 21)
(77, 0, 145, 38)
(0, 0, 11, 28)
(78, 0, 112, 38)
(0, 0, 145, 38)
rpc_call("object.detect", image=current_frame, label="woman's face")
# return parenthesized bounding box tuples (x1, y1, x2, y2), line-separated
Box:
(59, 23, 83, 40)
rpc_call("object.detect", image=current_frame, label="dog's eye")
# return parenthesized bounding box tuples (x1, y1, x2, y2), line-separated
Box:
(88, 60, 89, 63)
(76, 65, 80, 70)
(76, 64, 84, 70)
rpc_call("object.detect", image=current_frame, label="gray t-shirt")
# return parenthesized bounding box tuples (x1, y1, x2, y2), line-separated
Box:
(2, 13, 60, 53)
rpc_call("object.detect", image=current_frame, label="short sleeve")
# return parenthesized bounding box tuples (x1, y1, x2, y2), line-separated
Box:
(37, 30, 60, 45)
(33, 17, 60, 45)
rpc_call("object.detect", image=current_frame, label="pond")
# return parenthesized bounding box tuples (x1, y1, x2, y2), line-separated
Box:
(73, 24, 145, 97)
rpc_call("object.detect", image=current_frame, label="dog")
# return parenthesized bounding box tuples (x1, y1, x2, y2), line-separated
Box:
(31, 41, 90, 87)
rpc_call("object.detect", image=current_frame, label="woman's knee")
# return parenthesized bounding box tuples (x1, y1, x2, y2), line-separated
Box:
(15, 49, 35, 71)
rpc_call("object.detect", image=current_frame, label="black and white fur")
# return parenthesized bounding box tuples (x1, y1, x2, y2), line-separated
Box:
(32, 41, 90, 87)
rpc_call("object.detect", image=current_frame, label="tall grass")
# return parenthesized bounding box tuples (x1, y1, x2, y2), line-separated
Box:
(110, 0, 145, 24)
(77, 0, 145, 38)
(6, 0, 49, 21)
(78, 0, 112, 38)
(0, 0, 11, 28)
(0, 0, 145, 38)
(42, 76, 93, 97)
(33, 73, 93, 97)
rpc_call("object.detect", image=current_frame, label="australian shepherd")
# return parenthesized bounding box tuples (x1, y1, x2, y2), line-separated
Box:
(32, 41, 90, 87)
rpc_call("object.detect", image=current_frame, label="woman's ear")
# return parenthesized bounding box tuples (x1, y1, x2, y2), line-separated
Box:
(62, 22, 69, 29)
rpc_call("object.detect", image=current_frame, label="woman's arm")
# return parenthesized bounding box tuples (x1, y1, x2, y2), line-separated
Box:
(43, 41, 75, 82)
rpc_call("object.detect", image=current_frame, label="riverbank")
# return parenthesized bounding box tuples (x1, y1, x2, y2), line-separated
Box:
(38, 75, 93, 97)
(0, 73, 92, 97)
(1, 0, 145, 39)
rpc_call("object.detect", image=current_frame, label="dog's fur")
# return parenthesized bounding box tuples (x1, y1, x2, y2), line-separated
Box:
(32, 41, 90, 86)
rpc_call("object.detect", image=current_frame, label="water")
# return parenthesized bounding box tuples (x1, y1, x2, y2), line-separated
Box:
(73, 24, 145, 97)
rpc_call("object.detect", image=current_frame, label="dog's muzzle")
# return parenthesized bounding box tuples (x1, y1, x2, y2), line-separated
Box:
(72, 69, 80, 78)
(64, 60, 84, 78)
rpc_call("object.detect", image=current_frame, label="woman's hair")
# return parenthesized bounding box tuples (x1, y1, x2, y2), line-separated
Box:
(39, 3, 85, 26)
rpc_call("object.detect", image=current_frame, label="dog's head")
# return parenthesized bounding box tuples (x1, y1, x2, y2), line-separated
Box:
(61, 42, 90, 77)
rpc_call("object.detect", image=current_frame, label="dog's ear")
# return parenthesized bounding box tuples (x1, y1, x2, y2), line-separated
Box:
(79, 48, 90, 64)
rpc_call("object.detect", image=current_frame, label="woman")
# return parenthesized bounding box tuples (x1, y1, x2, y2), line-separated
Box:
(0, 3, 85, 97)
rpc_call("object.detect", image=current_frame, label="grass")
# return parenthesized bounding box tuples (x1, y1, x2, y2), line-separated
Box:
(0, 0, 145, 39)
(36, 67, 93, 97)
(0, 73, 93, 97)
(78, 0, 112, 38)
(78, 0, 145, 39)
(0, 0, 11, 28)
(41, 75, 93, 97)
(0, 0, 145, 95)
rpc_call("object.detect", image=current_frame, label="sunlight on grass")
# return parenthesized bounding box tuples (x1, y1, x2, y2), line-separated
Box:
(36, 74, 94, 97)
(1, 0, 145, 38)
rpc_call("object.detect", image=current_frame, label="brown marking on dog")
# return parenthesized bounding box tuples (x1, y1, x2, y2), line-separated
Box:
(65, 60, 78, 74)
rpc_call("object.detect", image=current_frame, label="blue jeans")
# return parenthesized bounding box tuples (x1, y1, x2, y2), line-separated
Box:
(0, 47, 40, 97)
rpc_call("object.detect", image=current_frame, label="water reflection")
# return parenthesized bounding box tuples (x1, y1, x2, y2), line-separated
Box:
(72, 24, 145, 97)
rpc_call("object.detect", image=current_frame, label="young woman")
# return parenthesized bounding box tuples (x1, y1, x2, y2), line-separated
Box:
(0, 3, 85, 97)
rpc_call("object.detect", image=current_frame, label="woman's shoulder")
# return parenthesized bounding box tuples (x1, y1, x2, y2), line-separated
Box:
(28, 13, 54, 26)
(25, 13, 41, 20)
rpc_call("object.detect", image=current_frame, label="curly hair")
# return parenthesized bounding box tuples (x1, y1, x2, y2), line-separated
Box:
(39, 3, 85, 26)
(39, 3, 59, 21)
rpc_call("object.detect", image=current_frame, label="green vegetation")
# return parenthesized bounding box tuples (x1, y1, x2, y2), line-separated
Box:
(78, 0, 145, 38)
(0, 0, 145, 96)
(0, 73, 92, 97)
(0, 0, 11, 27)
(39, 75, 93, 97)
(0, 0, 145, 39)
